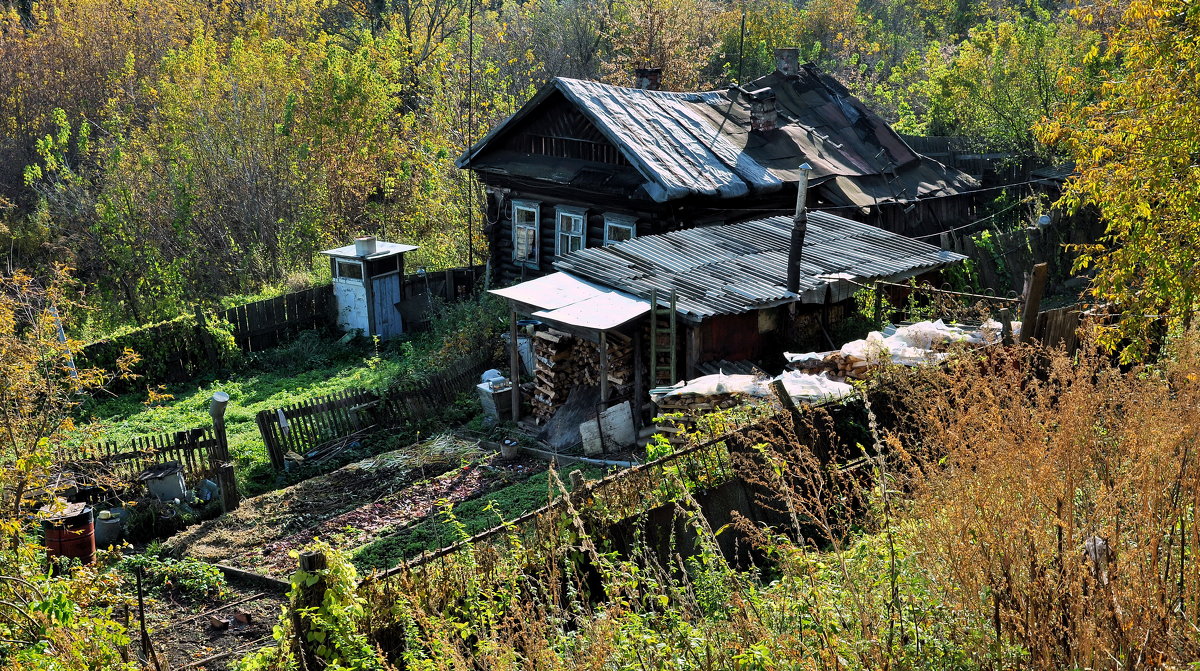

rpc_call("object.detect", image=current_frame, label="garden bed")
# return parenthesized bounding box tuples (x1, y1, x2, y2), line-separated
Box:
(165, 434, 486, 576)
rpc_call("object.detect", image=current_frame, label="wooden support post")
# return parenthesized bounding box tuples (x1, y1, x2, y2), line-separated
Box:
(599, 330, 610, 403)
(294, 551, 327, 671)
(1019, 262, 1049, 344)
(769, 379, 799, 415)
(632, 327, 644, 428)
(209, 392, 240, 511)
(1000, 308, 1014, 346)
(685, 326, 700, 381)
(509, 310, 521, 422)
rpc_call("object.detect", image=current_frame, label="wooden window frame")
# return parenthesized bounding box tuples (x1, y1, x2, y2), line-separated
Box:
(335, 259, 364, 281)
(512, 200, 540, 269)
(555, 206, 587, 257)
(603, 214, 637, 246)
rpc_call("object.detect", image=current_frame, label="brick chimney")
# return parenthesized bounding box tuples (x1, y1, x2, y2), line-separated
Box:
(747, 87, 778, 132)
(633, 67, 662, 91)
(775, 47, 800, 77)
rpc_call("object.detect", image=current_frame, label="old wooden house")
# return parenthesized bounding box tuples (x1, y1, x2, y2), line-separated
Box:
(490, 208, 965, 427)
(459, 49, 979, 283)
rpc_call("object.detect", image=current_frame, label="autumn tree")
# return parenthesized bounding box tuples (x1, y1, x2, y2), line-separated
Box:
(886, 10, 1099, 156)
(602, 0, 724, 90)
(1037, 0, 1200, 360)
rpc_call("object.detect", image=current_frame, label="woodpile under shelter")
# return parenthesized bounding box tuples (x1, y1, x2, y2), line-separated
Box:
(458, 50, 980, 283)
(491, 211, 965, 427)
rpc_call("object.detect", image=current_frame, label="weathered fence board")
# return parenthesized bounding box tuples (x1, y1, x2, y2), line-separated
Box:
(219, 285, 334, 352)
(65, 427, 219, 486)
(257, 350, 495, 469)
(1027, 304, 1084, 351)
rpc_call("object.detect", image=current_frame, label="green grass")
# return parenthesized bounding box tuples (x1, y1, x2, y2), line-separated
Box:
(352, 464, 606, 573)
(79, 329, 481, 496)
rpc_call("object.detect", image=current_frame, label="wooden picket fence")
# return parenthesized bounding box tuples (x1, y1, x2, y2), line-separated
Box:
(256, 350, 496, 469)
(218, 285, 334, 352)
(64, 428, 220, 485)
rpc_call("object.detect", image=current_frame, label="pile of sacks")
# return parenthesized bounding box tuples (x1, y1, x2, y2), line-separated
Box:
(651, 370, 855, 411)
(786, 319, 1019, 380)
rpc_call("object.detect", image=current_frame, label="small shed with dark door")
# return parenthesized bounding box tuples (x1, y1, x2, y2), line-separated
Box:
(321, 237, 418, 339)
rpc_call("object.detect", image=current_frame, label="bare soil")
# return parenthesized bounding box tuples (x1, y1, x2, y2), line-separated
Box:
(165, 434, 483, 575)
(142, 580, 286, 671)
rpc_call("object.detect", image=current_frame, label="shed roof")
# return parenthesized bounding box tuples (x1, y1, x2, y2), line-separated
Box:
(552, 212, 965, 321)
(458, 66, 977, 206)
(489, 272, 650, 331)
(320, 241, 418, 259)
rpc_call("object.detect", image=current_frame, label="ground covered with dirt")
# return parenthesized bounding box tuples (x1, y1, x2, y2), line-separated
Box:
(165, 434, 547, 578)
(165, 434, 484, 574)
(142, 577, 286, 671)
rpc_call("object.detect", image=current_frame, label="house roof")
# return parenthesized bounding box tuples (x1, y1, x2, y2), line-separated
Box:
(458, 66, 978, 206)
(552, 212, 966, 322)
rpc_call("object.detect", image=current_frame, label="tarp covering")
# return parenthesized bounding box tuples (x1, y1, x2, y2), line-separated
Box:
(651, 371, 854, 405)
(786, 319, 1022, 367)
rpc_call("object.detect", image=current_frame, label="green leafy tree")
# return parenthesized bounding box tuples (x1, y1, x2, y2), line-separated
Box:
(888, 11, 1099, 156)
(1038, 0, 1200, 360)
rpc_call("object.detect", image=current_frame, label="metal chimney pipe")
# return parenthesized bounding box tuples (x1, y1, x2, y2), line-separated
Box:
(787, 163, 813, 295)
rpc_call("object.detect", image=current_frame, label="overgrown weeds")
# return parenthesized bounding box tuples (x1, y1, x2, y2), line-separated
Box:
(242, 335, 1200, 670)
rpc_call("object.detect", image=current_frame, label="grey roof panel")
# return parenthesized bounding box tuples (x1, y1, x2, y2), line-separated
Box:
(553, 211, 965, 320)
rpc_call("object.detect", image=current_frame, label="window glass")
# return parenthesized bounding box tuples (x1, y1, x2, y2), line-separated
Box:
(512, 201, 540, 268)
(604, 215, 637, 246)
(337, 260, 364, 280)
(556, 208, 585, 256)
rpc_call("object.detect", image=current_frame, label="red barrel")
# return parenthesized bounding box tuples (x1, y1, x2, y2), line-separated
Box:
(43, 503, 95, 566)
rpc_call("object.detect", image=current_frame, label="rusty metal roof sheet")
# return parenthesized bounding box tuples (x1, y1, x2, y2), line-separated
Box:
(459, 65, 978, 206)
(552, 212, 965, 321)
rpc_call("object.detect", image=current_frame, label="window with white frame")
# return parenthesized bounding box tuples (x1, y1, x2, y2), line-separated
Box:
(556, 206, 586, 256)
(603, 214, 637, 246)
(512, 200, 540, 268)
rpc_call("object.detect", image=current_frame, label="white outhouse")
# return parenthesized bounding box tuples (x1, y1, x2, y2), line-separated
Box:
(320, 237, 418, 339)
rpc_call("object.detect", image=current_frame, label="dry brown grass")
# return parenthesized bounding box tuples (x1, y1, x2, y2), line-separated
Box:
(881, 338, 1200, 668)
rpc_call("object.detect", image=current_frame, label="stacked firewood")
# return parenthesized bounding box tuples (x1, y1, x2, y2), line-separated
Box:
(652, 393, 745, 445)
(532, 329, 576, 422)
(789, 352, 872, 379)
(529, 329, 636, 424)
(603, 331, 633, 386)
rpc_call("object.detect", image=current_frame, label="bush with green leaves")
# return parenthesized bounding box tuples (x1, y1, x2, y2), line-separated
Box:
(118, 553, 228, 601)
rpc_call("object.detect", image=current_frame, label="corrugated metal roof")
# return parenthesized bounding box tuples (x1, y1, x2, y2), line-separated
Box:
(553, 212, 966, 321)
(458, 65, 978, 206)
